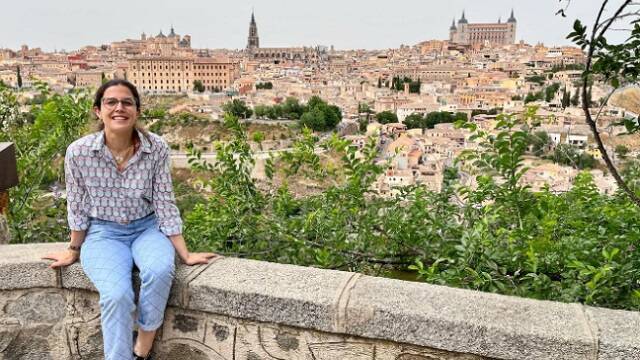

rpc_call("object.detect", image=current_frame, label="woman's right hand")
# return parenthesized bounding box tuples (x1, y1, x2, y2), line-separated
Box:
(42, 250, 80, 269)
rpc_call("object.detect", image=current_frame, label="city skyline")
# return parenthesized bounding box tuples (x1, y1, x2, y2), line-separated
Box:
(0, 0, 620, 51)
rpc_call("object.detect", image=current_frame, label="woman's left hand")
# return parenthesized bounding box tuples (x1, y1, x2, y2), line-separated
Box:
(183, 252, 219, 266)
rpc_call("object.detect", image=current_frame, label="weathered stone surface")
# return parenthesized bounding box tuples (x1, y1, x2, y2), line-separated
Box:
(2, 243, 640, 359)
(159, 307, 488, 360)
(60, 262, 95, 291)
(0, 214, 9, 245)
(584, 306, 640, 359)
(2, 325, 54, 360)
(0, 243, 64, 290)
(4, 290, 66, 324)
(187, 257, 353, 333)
(344, 276, 596, 360)
(167, 259, 214, 308)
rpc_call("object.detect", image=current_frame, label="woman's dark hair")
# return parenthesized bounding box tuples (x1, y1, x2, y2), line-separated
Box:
(93, 79, 141, 111)
(93, 79, 148, 138)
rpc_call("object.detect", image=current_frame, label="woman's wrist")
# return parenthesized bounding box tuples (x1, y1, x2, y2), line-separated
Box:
(68, 244, 81, 253)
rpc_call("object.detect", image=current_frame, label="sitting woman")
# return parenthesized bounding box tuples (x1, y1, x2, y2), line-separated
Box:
(44, 79, 216, 360)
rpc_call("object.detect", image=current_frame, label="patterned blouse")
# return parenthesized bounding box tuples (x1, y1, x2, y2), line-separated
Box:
(65, 130, 182, 236)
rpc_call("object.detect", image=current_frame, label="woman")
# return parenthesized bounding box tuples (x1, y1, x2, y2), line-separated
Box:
(43, 79, 216, 360)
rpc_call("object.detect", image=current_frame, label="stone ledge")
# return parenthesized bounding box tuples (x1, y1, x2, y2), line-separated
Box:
(1, 242, 639, 360)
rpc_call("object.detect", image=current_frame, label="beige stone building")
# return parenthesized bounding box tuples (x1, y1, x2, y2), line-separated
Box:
(127, 57, 240, 93)
(0, 70, 18, 87)
(449, 11, 517, 47)
(74, 70, 103, 88)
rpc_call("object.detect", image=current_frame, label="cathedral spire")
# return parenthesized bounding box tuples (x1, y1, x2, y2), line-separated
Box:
(450, 18, 457, 30)
(247, 10, 260, 50)
(458, 10, 468, 24)
(508, 9, 517, 23)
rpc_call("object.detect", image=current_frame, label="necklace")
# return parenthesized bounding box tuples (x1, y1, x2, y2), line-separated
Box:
(112, 145, 133, 164)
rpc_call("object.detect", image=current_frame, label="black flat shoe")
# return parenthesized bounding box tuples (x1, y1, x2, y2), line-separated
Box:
(133, 351, 152, 360)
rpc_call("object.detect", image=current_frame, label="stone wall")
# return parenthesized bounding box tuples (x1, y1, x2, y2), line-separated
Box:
(1, 243, 639, 360)
(0, 214, 8, 245)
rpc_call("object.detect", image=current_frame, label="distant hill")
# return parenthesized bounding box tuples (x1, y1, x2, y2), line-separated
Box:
(610, 87, 640, 114)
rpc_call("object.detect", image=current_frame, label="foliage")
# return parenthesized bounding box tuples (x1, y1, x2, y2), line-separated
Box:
(255, 82, 273, 90)
(390, 76, 420, 93)
(222, 99, 253, 119)
(525, 74, 547, 85)
(375, 110, 398, 124)
(615, 145, 629, 160)
(0, 82, 23, 132)
(16, 66, 22, 89)
(404, 111, 468, 130)
(545, 83, 561, 102)
(561, 87, 571, 108)
(298, 96, 341, 131)
(253, 97, 333, 124)
(551, 144, 596, 169)
(193, 80, 205, 93)
(5, 74, 640, 311)
(567, 10, 640, 139)
(527, 131, 551, 157)
(524, 91, 544, 104)
(181, 109, 640, 311)
(471, 108, 501, 117)
(0, 84, 93, 243)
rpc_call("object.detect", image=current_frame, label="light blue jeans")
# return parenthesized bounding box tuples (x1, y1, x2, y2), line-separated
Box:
(80, 213, 175, 360)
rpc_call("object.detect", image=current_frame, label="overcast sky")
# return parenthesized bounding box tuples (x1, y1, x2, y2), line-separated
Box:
(0, 0, 625, 51)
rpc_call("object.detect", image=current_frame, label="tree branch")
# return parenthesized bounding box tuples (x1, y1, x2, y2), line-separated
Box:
(583, 0, 640, 207)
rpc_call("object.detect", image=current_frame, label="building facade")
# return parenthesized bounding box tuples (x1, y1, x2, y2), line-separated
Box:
(449, 11, 517, 47)
(127, 57, 240, 93)
(244, 12, 327, 64)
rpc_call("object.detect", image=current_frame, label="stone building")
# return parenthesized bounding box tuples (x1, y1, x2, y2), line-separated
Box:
(74, 70, 103, 88)
(449, 10, 517, 47)
(127, 56, 240, 93)
(244, 12, 327, 64)
(110, 26, 192, 58)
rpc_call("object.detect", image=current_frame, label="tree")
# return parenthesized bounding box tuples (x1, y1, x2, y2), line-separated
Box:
(193, 80, 205, 93)
(404, 113, 425, 129)
(266, 104, 283, 120)
(16, 66, 22, 89)
(253, 104, 269, 118)
(409, 79, 421, 94)
(101, 72, 107, 85)
(222, 99, 253, 119)
(561, 87, 571, 108)
(299, 107, 326, 131)
(472, 108, 500, 117)
(375, 110, 398, 124)
(423, 111, 467, 129)
(551, 144, 595, 170)
(301, 96, 341, 130)
(281, 97, 304, 119)
(565, 0, 640, 206)
(570, 89, 580, 106)
(525, 74, 546, 85)
(525, 91, 544, 104)
(256, 82, 273, 90)
(615, 144, 629, 160)
(545, 83, 561, 102)
(527, 131, 550, 156)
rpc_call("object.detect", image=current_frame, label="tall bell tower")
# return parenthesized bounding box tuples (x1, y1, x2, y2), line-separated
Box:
(247, 11, 260, 50)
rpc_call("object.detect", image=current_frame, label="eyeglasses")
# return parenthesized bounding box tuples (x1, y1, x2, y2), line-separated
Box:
(101, 97, 137, 110)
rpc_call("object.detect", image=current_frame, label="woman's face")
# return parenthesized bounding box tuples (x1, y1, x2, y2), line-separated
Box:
(95, 85, 139, 134)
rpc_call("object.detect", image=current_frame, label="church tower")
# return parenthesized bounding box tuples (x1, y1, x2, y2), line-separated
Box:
(247, 11, 260, 50)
